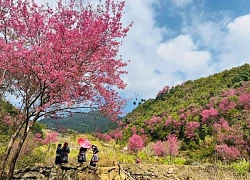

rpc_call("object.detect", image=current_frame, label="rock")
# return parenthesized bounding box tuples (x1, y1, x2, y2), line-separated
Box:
(167, 167, 174, 174)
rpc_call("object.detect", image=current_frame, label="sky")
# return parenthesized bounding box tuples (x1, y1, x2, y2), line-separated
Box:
(6, 0, 250, 114)
(117, 0, 250, 113)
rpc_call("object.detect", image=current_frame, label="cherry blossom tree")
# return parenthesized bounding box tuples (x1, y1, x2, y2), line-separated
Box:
(156, 85, 170, 98)
(153, 141, 166, 157)
(239, 93, 250, 110)
(41, 132, 59, 152)
(128, 134, 144, 153)
(145, 116, 162, 132)
(166, 134, 180, 162)
(219, 97, 236, 112)
(0, 0, 132, 178)
(185, 121, 200, 140)
(200, 107, 218, 124)
(215, 144, 240, 161)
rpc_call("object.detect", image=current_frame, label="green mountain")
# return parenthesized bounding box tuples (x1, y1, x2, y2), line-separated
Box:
(40, 112, 118, 133)
(120, 63, 250, 161)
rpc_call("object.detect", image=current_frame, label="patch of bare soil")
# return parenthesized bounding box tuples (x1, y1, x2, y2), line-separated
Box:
(101, 163, 250, 180)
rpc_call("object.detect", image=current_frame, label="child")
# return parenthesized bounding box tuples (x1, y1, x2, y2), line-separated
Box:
(89, 145, 99, 167)
(78, 147, 87, 164)
(55, 143, 62, 165)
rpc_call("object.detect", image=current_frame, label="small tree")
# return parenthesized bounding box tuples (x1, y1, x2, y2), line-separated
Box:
(215, 144, 240, 162)
(153, 141, 166, 157)
(41, 132, 59, 152)
(128, 134, 144, 153)
(166, 134, 180, 163)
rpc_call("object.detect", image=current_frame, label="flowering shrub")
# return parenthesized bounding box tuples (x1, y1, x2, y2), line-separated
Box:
(145, 116, 162, 131)
(166, 134, 179, 156)
(201, 107, 218, 123)
(215, 144, 240, 161)
(153, 141, 166, 157)
(239, 93, 250, 110)
(156, 85, 170, 98)
(219, 97, 236, 111)
(128, 134, 144, 153)
(185, 121, 200, 139)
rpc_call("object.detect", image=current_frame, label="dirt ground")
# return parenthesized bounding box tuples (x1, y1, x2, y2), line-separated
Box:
(97, 163, 250, 180)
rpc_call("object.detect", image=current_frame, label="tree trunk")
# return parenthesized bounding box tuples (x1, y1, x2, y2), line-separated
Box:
(3, 112, 40, 180)
(6, 131, 29, 180)
(0, 120, 25, 179)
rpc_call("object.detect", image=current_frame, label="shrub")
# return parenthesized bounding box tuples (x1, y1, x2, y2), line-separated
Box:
(231, 159, 250, 175)
(216, 144, 240, 161)
(128, 134, 144, 153)
(152, 141, 166, 157)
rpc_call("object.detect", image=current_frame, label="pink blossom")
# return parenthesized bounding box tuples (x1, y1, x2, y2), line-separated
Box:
(185, 121, 200, 139)
(41, 132, 58, 145)
(131, 126, 137, 134)
(145, 116, 162, 131)
(215, 144, 240, 160)
(166, 134, 179, 156)
(201, 107, 218, 123)
(128, 134, 144, 152)
(156, 85, 170, 98)
(153, 141, 166, 157)
(219, 97, 236, 111)
(239, 93, 250, 110)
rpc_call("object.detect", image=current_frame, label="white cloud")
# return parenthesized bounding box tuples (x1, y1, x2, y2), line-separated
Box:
(172, 0, 193, 7)
(17, 0, 250, 114)
(156, 35, 212, 79)
(218, 14, 250, 69)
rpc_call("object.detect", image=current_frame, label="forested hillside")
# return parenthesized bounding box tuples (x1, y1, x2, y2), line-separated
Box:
(40, 113, 118, 133)
(101, 63, 250, 162)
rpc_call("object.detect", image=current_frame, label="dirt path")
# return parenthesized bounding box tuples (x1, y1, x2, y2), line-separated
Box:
(98, 163, 250, 180)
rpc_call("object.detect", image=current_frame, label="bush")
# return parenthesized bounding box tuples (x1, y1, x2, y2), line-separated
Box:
(16, 149, 45, 169)
(231, 159, 250, 175)
(173, 157, 186, 165)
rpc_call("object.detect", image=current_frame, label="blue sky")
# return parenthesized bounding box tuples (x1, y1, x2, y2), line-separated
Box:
(7, 0, 250, 115)
(117, 0, 250, 113)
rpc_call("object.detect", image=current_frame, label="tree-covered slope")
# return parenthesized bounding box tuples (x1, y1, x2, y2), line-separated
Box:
(124, 63, 250, 125)
(40, 112, 118, 133)
(119, 63, 250, 161)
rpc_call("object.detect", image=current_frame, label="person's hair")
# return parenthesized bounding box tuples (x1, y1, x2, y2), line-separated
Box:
(80, 147, 87, 152)
(64, 142, 68, 147)
(58, 143, 62, 147)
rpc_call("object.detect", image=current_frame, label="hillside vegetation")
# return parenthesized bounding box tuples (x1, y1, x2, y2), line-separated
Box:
(108, 63, 250, 163)
(0, 64, 250, 177)
(40, 112, 118, 133)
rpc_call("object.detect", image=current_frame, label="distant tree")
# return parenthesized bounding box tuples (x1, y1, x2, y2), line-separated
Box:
(201, 107, 218, 124)
(131, 126, 137, 134)
(128, 134, 144, 153)
(0, 0, 132, 178)
(145, 116, 162, 132)
(34, 132, 58, 152)
(42, 132, 59, 152)
(166, 134, 180, 163)
(215, 144, 240, 161)
(156, 85, 170, 98)
(219, 97, 236, 112)
(239, 93, 250, 110)
(153, 141, 166, 157)
(185, 121, 200, 140)
(103, 134, 112, 142)
(111, 129, 123, 141)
